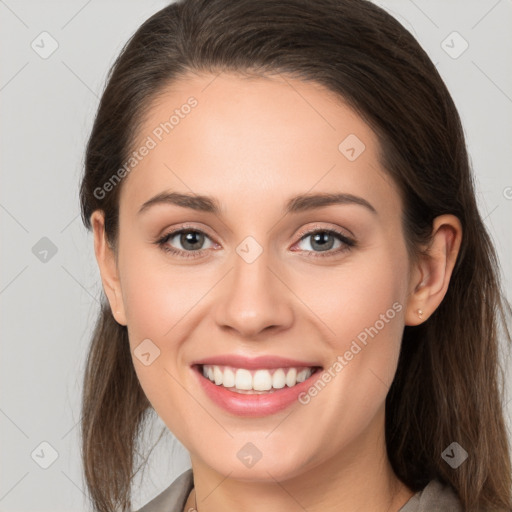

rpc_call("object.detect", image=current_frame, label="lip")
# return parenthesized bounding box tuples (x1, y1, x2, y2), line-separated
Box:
(192, 364, 323, 417)
(191, 354, 322, 370)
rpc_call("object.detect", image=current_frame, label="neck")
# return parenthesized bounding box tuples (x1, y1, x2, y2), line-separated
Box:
(184, 407, 414, 512)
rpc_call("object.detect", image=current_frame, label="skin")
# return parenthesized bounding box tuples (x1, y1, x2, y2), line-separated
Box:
(91, 72, 462, 512)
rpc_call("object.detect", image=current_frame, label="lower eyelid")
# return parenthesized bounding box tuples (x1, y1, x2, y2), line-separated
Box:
(157, 228, 355, 257)
(295, 233, 349, 250)
(160, 230, 216, 250)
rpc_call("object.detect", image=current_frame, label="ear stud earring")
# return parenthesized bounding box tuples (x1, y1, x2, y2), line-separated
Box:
(417, 309, 423, 319)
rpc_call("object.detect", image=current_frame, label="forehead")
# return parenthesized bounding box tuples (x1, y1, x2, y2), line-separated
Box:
(120, 71, 399, 220)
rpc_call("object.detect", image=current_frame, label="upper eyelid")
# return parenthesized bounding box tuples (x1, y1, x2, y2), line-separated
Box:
(295, 223, 354, 240)
(160, 224, 354, 246)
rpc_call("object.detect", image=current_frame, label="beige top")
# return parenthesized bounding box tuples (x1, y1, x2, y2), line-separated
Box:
(136, 469, 463, 512)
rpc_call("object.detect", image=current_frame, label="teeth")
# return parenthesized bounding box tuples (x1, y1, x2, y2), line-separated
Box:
(285, 368, 297, 387)
(201, 365, 315, 392)
(272, 368, 286, 389)
(223, 368, 235, 388)
(235, 369, 252, 390)
(253, 370, 272, 391)
(213, 366, 223, 385)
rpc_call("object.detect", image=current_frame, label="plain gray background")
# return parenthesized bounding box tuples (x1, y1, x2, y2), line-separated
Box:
(1, 1, 511, 510)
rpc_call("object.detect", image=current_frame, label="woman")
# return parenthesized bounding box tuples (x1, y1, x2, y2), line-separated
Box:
(79, 0, 512, 511)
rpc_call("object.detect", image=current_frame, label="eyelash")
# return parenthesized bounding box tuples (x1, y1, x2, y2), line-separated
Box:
(154, 225, 356, 260)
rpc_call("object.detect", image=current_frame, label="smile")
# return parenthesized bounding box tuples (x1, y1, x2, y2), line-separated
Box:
(201, 364, 318, 393)
(192, 362, 323, 417)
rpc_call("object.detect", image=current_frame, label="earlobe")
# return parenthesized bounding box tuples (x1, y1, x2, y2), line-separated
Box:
(90, 210, 127, 326)
(405, 214, 462, 326)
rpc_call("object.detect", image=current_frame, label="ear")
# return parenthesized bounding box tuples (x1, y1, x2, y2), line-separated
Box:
(90, 210, 127, 326)
(404, 214, 462, 326)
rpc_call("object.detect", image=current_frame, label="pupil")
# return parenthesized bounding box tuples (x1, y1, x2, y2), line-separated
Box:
(182, 231, 204, 250)
(312, 232, 334, 251)
(178, 231, 336, 252)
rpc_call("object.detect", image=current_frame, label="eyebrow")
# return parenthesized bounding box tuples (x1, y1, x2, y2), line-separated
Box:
(137, 191, 377, 216)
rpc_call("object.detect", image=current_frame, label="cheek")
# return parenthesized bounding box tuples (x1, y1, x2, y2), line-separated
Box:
(302, 242, 408, 395)
(306, 253, 406, 343)
(118, 244, 199, 342)
(118, 247, 199, 436)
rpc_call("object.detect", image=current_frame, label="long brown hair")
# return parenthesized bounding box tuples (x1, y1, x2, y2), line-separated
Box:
(79, 0, 512, 510)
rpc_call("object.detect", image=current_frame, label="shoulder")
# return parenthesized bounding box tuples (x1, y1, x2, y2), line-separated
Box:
(135, 472, 462, 512)
(135, 468, 194, 512)
(398, 479, 463, 512)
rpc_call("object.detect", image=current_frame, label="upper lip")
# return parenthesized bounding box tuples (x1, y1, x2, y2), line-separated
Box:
(191, 354, 323, 370)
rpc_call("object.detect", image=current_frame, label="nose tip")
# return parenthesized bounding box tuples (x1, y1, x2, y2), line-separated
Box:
(213, 254, 294, 339)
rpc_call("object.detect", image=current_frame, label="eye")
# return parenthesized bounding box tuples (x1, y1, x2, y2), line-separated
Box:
(293, 227, 356, 257)
(154, 225, 356, 259)
(155, 228, 216, 259)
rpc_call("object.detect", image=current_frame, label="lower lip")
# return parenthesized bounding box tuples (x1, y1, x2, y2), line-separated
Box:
(193, 365, 322, 417)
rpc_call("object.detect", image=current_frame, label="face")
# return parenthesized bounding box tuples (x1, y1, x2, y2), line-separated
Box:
(100, 72, 416, 481)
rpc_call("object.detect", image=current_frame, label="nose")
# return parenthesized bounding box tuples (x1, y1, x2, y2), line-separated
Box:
(213, 247, 295, 339)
